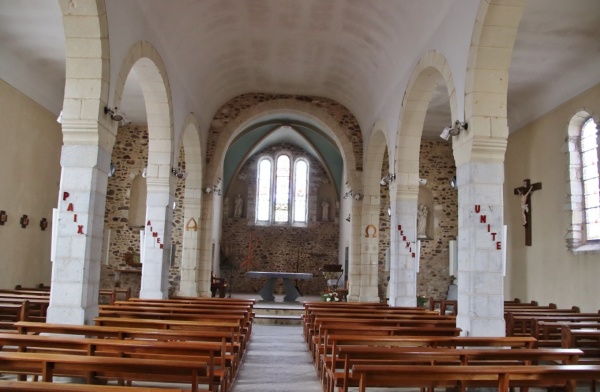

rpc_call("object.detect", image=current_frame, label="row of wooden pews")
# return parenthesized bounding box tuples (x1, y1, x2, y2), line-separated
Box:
(505, 297, 600, 390)
(0, 294, 255, 392)
(303, 300, 600, 392)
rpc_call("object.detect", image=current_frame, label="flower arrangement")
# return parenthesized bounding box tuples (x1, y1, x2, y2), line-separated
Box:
(322, 290, 340, 302)
(417, 295, 428, 307)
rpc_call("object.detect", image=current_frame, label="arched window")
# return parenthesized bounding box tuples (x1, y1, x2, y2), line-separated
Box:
(256, 154, 309, 225)
(566, 113, 599, 252)
(581, 118, 599, 241)
(274, 155, 291, 222)
(293, 159, 309, 223)
(256, 158, 272, 222)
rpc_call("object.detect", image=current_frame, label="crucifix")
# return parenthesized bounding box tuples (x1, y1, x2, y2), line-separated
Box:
(513, 178, 542, 246)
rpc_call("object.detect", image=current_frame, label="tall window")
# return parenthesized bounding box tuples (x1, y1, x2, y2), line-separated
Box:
(256, 154, 309, 225)
(293, 159, 308, 223)
(581, 118, 599, 241)
(256, 159, 272, 221)
(274, 155, 290, 222)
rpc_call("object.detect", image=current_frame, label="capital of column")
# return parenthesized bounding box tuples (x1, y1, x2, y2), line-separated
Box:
(453, 136, 507, 167)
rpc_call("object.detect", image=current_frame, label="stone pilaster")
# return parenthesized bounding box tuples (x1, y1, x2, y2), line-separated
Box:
(455, 161, 505, 336)
(388, 187, 419, 306)
(357, 193, 381, 302)
(178, 191, 202, 296)
(47, 144, 109, 325)
(140, 177, 174, 298)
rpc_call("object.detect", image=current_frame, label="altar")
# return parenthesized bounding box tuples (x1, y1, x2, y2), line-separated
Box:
(245, 271, 313, 302)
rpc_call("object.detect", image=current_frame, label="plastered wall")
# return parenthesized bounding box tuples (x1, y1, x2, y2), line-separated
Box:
(504, 82, 600, 312)
(0, 79, 61, 289)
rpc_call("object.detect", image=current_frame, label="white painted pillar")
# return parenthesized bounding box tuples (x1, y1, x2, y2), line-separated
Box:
(357, 194, 380, 302)
(140, 177, 174, 299)
(388, 187, 419, 306)
(47, 144, 109, 325)
(346, 197, 363, 302)
(178, 189, 202, 296)
(455, 161, 505, 336)
(197, 193, 216, 297)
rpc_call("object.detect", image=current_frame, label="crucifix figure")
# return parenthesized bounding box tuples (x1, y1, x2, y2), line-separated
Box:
(514, 179, 542, 246)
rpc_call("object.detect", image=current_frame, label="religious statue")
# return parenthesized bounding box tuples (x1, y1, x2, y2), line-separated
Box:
(517, 185, 533, 226)
(417, 204, 428, 238)
(234, 194, 243, 218)
(321, 199, 330, 222)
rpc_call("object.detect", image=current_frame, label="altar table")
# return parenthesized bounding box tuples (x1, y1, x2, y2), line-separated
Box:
(245, 271, 313, 302)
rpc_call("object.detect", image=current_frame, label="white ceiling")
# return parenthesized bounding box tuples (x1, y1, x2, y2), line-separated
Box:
(0, 0, 599, 141)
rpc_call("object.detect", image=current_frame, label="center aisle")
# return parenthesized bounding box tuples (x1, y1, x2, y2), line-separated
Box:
(232, 324, 322, 392)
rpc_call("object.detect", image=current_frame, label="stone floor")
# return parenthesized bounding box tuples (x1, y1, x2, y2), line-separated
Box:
(232, 324, 322, 392)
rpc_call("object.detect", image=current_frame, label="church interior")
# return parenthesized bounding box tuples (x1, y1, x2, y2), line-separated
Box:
(0, 1, 600, 390)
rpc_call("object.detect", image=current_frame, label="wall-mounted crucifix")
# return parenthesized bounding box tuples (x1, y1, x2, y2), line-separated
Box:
(513, 179, 542, 246)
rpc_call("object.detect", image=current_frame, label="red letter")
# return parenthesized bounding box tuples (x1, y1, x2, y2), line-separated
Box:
(491, 232, 497, 241)
(147, 220, 151, 226)
(67, 203, 74, 212)
(77, 225, 84, 234)
(496, 242, 502, 250)
(479, 215, 487, 223)
(157, 238, 161, 244)
(160, 244, 164, 249)
(406, 242, 411, 248)
(402, 236, 406, 241)
(475, 205, 481, 213)
(487, 224, 491, 232)
(73, 214, 77, 222)
(398, 225, 402, 230)
(152, 232, 158, 237)
(63, 192, 70, 201)
(411, 253, 415, 258)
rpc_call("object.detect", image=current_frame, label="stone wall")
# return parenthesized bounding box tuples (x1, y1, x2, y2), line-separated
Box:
(220, 143, 339, 296)
(416, 140, 458, 300)
(100, 125, 184, 298)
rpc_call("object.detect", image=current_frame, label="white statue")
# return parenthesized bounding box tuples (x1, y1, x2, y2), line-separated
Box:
(417, 204, 428, 238)
(234, 194, 243, 218)
(321, 200, 330, 222)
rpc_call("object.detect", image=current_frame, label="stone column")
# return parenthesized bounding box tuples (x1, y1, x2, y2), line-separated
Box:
(197, 192, 217, 297)
(356, 194, 380, 302)
(47, 143, 110, 325)
(388, 187, 419, 306)
(347, 197, 363, 302)
(455, 161, 505, 336)
(140, 177, 174, 298)
(178, 190, 202, 296)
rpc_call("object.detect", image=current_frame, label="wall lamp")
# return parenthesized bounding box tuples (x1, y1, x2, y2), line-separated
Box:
(380, 173, 396, 186)
(440, 120, 468, 140)
(204, 185, 222, 196)
(104, 106, 131, 126)
(171, 167, 187, 179)
(343, 190, 363, 200)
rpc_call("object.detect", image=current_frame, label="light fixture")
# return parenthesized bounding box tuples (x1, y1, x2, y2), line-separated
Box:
(104, 106, 123, 122)
(419, 178, 428, 186)
(56, 110, 63, 124)
(353, 192, 363, 201)
(450, 176, 457, 189)
(440, 120, 468, 140)
(345, 214, 351, 222)
(204, 185, 221, 195)
(108, 162, 116, 177)
(380, 173, 396, 186)
(171, 167, 187, 179)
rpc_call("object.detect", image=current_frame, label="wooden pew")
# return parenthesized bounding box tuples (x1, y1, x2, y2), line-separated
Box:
(0, 380, 186, 391)
(0, 351, 210, 392)
(0, 332, 224, 392)
(318, 334, 534, 387)
(0, 301, 29, 330)
(505, 311, 600, 336)
(14, 321, 241, 383)
(349, 363, 600, 392)
(329, 346, 582, 392)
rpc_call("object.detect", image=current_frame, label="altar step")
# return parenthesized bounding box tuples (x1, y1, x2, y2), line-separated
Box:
(252, 304, 304, 325)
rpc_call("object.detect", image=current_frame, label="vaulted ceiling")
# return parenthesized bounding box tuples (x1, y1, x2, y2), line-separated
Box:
(1, 0, 599, 142)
